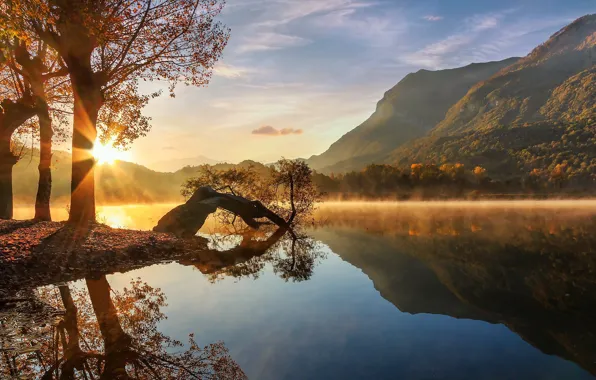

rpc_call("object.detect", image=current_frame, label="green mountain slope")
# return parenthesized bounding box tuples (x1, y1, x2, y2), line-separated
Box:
(430, 14, 596, 137)
(387, 15, 596, 182)
(306, 57, 519, 173)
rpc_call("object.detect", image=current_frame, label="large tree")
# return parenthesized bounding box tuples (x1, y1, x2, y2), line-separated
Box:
(10, 0, 229, 224)
(8, 38, 69, 220)
(0, 58, 37, 219)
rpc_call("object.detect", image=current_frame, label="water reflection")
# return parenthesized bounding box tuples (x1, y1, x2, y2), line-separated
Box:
(1, 276, 246, 379)
(188, 226, 326, 283)
(311, 203, 596, 377)
(4, 202, 596, 379)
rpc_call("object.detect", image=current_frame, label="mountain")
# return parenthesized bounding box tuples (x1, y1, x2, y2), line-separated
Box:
(307, 57, 520, 173)
(148, 155, 222, 172)
(433, 14, 596, 136)
(12, 149, 269, 205)
(388, 15, 596, 178)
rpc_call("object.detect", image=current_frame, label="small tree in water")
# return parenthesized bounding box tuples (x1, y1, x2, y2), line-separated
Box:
(269, 159, 319, 225)
(181, 159, 321, 229)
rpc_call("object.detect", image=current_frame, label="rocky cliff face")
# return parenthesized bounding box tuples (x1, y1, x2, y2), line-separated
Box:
(431, 14, 596, 137)
(307, 58, 519, 173)
(311, 15, 596, 176)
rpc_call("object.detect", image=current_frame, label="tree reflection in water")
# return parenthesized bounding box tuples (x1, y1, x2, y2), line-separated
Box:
(1, 224, 326, 379)
(191, 224, 326, 283)
(1, 276, 246, 379)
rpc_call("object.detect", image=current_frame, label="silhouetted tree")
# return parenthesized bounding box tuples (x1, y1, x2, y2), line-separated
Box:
(0, 63, 37, 219)
(9, 0, 230, 224)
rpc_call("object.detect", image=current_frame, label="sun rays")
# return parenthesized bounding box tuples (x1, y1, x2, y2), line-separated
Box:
(92, 138, 132, 165)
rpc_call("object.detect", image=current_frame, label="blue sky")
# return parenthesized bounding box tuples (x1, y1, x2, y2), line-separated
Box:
(130, 0, 595, 167)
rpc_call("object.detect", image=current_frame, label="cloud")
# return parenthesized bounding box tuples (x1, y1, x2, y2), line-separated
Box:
(423, 15, 443, 21)
(280, 128, 303, 135)
(213, 63, 252, 78)
(237, 32, 311, 53)
(403, 35, 473, 68)
(256, 0, 376, 27)
(252, 126, 303, 136)
(313, 7, 407, 47)
(162, 146, 176, 151)
(401, 10, 514, 68)
(468, 14, 500, 31)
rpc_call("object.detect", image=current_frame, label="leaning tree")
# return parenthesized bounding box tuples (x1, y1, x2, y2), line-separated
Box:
(10, 0, 230, 224)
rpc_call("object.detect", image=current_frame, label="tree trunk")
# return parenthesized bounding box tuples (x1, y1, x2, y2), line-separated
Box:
(34, 103, 53, 221)
(0, 99, 36, 220)
(85, 276, 130, 352)
(0, 141, 17, 220)
(68, 65, 102, 225)
(85, 275, 132, 379)
(154, 186, 290, 237)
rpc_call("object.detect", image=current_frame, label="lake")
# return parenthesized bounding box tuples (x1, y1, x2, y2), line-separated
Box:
(5, 201, 596, 379)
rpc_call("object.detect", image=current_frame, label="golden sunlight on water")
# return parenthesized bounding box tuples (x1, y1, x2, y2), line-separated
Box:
(13, 203, 223, 230)
(12, 200, 596, 231)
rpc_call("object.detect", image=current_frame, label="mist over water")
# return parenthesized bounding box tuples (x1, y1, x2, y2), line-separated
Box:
(12, 199, 596, 230)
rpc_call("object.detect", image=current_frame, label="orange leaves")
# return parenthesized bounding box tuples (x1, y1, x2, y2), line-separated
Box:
(0, 221, 62, 262)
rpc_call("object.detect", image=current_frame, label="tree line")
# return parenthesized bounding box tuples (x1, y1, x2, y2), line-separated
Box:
(312, 162, 595, 199)
(0, 0, 229, 223)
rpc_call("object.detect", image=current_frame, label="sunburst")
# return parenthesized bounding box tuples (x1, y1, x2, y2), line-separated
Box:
(92, 139, 132, 165)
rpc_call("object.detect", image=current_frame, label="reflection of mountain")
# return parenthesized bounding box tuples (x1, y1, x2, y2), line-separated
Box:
(310, 212, 596, 376)
(313, 228, 494, 321)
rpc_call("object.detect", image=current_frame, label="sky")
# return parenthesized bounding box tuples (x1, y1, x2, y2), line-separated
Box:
(126, 0, 595, 168)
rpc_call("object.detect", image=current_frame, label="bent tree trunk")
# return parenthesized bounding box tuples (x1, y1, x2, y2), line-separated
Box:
(68, 65, 102, 225)
(154, 186, 290, 237)
(34, 103, 53, 221)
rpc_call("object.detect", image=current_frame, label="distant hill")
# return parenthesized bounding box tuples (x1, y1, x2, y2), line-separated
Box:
(389, 14, 596, 181)
(147, 155, 223, 172)
(306, 57, 519, 173)
(13, 149, 269, 206)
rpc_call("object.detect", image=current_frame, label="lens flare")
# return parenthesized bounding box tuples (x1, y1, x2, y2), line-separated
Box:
(92, 139, 132, 165)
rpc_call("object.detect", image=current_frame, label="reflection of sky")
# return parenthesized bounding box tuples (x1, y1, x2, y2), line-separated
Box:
(76, 0, 595, 167)
(107, 247, 591, 380)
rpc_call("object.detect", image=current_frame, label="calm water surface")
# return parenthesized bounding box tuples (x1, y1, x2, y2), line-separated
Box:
(6, 201, 596, 379)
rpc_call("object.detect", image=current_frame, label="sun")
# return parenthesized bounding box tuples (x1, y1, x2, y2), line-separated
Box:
(92, 139, 132, 165)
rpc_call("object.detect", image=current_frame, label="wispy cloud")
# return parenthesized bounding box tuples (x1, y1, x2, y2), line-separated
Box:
(402, 10, 514, 68)
(213, 63, 252, 78)
(237, 32, 310, 53)
(423, 15, 443, 21)
(252, 126, 304, 136)
(256, 0, 376, 27)
(403, 35, 472, 68)
(467, 14, 500, 31)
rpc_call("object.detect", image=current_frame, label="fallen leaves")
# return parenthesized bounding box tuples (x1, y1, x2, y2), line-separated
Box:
(0, 220, 208, 292)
